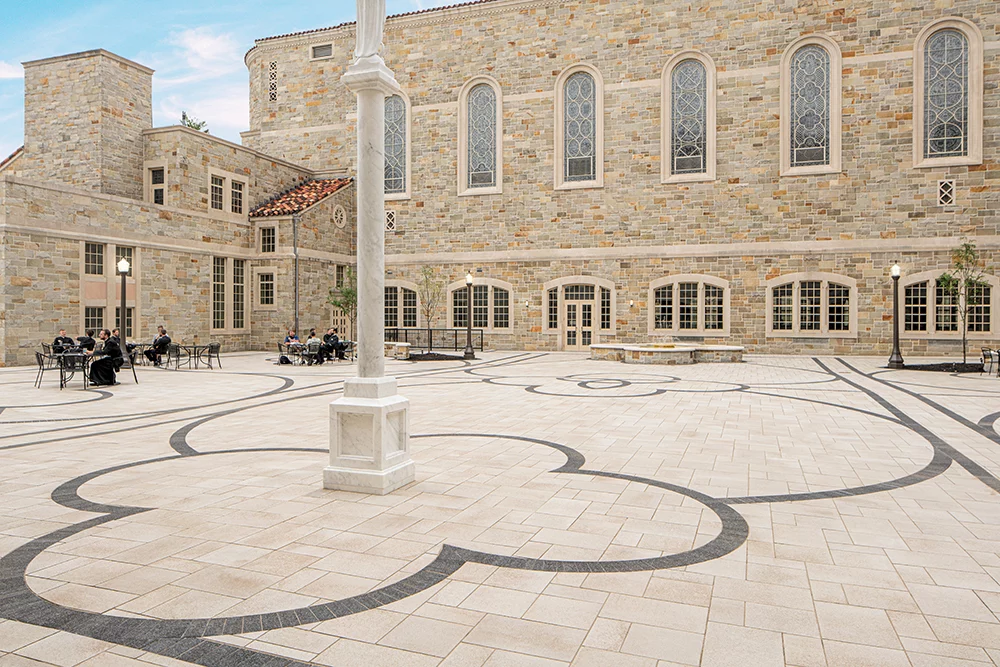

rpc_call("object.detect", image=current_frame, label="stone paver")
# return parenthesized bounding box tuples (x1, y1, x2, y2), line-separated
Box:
(2, 352, 1000, 666)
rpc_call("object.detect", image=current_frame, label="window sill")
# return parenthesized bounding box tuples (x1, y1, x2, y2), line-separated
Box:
(255, 304, 278, 312)
(554, 179, 604, 192)
(902, 332, 994, 340)
(385, 192, 411, 202)
(458, 186, 503, 197)
(662, 173, 715, 185)
(652, 329, 730, 337)
(913, 156, 982, 170)
(780, 165, 841, 178)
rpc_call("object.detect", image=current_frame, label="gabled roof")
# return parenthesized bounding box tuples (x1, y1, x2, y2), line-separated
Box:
(256, 0, 499, 43)
(249, 178, 353, 218)
(0, 146, 23, 173)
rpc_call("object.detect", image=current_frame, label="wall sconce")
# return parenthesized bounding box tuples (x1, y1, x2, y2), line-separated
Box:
(524, 300, 530, 308)
(629, 300, 634, 307)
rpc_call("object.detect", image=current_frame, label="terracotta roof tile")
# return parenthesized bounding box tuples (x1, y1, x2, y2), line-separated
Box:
(0, 146, 23, 172)
(255, 0, 499, 44)
(249, 178, 353, 218)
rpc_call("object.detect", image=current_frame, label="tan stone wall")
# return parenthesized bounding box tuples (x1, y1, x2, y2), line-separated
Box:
(21, 51, 151, 200)
(143, 128, 315, 214)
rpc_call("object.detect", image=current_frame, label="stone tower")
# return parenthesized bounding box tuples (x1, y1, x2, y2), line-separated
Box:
(20, 50, 152, 200)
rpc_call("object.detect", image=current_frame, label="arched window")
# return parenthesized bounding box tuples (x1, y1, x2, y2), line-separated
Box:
(914, 19, 983, 168)
(384, 94, 410, 199)
(647, 275, 729, 336)
(662, 51, 716, 183)
(448, 278, 512, 331)
(766, 273, 857, 338)
(901, 270, 997, 338)
(458, 77, 503, 196)
(385, 282, 419, 329)
(779, 35, 842, 176)
(554, 65, 604, 190)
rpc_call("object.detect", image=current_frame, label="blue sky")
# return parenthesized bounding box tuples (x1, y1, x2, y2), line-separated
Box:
(0, 0, 455, 161)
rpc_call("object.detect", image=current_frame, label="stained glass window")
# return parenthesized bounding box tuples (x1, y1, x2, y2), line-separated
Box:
(790, 45, 830, 167)
(924, 29, 968, 159)
(671, 60, 707, 174)
(385, 95, 406, 194)
(564, 72, 596, 182)
(467, 84, 497, 188)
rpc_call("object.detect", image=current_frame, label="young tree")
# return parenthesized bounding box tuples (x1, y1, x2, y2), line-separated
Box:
(180, 111, 209, 133)
(938, 240, 989, 364)
(328, 267, 358, 341)
(416, 266, 444, 352)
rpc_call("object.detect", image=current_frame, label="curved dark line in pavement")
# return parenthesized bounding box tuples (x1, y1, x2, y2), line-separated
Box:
(979, 410, 1000, 434)
(836, 358, 1000, 494)
(0, 389, 114, 411)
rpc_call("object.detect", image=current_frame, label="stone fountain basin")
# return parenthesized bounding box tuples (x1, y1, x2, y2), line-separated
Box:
(590, 343, 744, 364)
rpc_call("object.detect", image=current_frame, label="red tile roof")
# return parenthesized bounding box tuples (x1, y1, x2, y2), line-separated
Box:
(255, 0, 499, 44)
(250, 178, 353, 218)
(0, 146, 23, 172)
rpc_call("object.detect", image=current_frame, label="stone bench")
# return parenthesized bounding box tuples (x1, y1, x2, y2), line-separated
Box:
(590, 343, 744, 364)
(384, 341, 411, 360)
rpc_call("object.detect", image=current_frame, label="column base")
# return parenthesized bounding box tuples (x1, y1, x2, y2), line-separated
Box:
(324, 377, 414, 495)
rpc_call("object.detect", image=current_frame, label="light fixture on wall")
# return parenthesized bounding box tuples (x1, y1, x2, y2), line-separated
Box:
(629, 300, 634, 308)
(524, 300, 530, 308)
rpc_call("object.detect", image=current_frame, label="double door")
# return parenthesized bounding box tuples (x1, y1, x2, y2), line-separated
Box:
(564, 301, 593, 351)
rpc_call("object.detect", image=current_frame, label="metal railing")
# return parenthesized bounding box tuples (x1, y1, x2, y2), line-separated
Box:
(385, 328, 484, 352)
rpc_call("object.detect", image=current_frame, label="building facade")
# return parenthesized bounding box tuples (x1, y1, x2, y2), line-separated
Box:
(1, 0, 999, 365)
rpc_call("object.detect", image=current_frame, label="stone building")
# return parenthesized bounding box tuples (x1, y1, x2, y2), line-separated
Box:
(2, 0, 999, 365)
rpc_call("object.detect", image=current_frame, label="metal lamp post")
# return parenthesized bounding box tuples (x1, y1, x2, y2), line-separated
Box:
(464, 272, 476, 360)
(117, 258, 130, 339)
(888, 263, 905, 369)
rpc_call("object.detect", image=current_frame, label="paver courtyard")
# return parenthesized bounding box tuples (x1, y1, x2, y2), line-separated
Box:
(2, 352, 1000, 666)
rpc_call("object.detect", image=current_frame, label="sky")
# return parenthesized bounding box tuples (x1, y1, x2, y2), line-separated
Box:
(0, 0, 456, 161)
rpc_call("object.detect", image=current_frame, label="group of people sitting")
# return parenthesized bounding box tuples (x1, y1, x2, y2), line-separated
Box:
(282, 327, 348, 364)
(144, 327, 172, 366)
(51, 327, 125, 386)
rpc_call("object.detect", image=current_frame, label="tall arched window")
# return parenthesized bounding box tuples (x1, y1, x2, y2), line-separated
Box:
(765, 273, 857, 338)
(662, 51, 716, 183)
(448, 278, 513, 331)
(914, 19, 983, 168)
(901, 270, 997, 338)
(384, 94, 410, 198)
(554, 64, 604, 190)
(779, 35, 842, 176)
(458, 77, 503, 196)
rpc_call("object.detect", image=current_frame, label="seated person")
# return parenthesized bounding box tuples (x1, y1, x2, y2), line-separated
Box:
(284, 329, 302, 347)
(305, 332, 323, 365)
(323, 327, 347, 360)
(52, 329, 74, 354)
(76, 330, 97, 352)
(144, 326, 171, 366)
(90, 329, 122, 386)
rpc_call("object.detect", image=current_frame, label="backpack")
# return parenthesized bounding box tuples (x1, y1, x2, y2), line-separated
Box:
(278, 355, 292, 365)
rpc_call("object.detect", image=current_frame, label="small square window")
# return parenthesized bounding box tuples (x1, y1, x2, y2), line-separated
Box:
(85, 243, 104, 276)
(312, 44, 333, 59)
(938, 180, 956, 207)
(84, 306, 104, 331)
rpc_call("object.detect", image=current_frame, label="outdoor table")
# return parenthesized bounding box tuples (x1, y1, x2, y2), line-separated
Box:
(54, 352, 91, 390)
(180, 344, 212, 369)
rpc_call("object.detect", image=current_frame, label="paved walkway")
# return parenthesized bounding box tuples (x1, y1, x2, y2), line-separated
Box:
(2, 352, 1000, 666)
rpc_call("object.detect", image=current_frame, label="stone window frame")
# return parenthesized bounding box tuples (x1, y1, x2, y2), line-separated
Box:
(541, 276, 617, 344)
(207, 168, 250, 221)
(661, 50, 717, 184)
(900, 269, 998, 340)
(143, 159, 167, 207)
(913, 17, 984, 170)
(384, 91, 412, 202)
(778, 34, 843, 177)
(252, 266, 277, 311)
(210, 257, 250, 332)
(553, 63, 605, 192)
(457, 75, 504, 197)
(765, 272, 858, 339)
(447, 277, 514, 332)
(257, 224, 277, 254)
(310, 43, 334, 61)
(385, 279, 422, 329)
(646, 274, 731, 337)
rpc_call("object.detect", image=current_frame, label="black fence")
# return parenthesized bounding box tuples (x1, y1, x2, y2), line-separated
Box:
(385, 328, 484, 352)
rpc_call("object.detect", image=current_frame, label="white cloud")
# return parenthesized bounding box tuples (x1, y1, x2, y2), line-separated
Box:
(155, 27, 242, 86)
(155, 84, 249, 144)
(0, 61, 23, 79)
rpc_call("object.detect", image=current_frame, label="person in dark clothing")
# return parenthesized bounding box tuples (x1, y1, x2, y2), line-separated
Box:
(90, 329, 122, 386)
(144, 326, 171, 366)
(53, 329, 74, 354)
(76, 330, 97, 352)
(323, 327, 346, 360)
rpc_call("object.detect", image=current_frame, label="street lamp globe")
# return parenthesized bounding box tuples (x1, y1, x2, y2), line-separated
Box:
(117, 258, 130, 275)
(466, 272, 473, 286)
(891, 264, 901, 278)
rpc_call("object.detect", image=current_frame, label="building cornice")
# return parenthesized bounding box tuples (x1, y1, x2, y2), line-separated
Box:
(23, 49, 154, 75)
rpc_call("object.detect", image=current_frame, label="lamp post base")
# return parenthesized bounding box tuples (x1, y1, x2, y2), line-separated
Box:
(887, 357, 905, 370)
(463, 348, 476, 360)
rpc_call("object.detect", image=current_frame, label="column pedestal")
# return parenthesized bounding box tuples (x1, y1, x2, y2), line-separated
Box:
(325, 377, 413, 494)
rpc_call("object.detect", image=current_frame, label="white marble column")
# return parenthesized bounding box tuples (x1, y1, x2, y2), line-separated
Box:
(324, 4, 414, 495)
